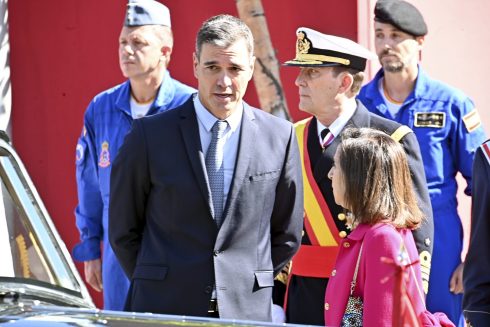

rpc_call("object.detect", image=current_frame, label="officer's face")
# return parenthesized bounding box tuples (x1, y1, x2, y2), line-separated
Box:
(118, 25, 170, 80)
(328, 149, 347, 209)
(295, 67, 343, 116)
(193, 39, 255, 120)
(374, 22, 424, 73)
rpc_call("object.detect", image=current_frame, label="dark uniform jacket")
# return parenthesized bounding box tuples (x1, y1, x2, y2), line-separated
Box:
(281, 101, 434, 325)
(463, 140, 490, 326)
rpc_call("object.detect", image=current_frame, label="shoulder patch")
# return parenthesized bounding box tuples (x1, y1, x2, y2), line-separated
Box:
(390, 125, 412, 142)
(98, 141, 111, 168)
(480, 141, 490, 166)
(463, 109, 482, 133)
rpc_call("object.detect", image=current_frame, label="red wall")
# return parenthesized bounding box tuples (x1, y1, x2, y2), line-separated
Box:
(8, 0, 357, 308)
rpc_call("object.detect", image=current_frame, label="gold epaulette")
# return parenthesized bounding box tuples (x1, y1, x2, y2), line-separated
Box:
(390, 125, 412, 142)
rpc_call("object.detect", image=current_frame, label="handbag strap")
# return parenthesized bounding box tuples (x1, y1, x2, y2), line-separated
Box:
(350, 243, 363, 296)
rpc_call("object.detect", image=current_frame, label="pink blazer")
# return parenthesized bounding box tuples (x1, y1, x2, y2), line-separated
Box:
(324, 223, 426, 326)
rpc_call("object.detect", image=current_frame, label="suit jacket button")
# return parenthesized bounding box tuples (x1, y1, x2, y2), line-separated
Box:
(343, 241, 350, 248)
(339, 231, 347, 238)
(205, 286, 213, 294)
(338, 213, 346, 221)
(324, 302, 329, 310)
(331, 269, 336, 276)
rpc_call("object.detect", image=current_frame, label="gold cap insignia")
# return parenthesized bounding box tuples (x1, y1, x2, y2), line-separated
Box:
(296, 31, 311, 55)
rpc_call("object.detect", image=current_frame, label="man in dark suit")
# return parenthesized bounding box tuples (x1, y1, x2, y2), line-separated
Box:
(463, 140, 490, 326)
(272, 27, 434, 325)
(109, 14, 303, 322)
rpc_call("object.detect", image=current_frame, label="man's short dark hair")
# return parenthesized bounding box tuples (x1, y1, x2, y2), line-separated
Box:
(195, 14, 254, 61)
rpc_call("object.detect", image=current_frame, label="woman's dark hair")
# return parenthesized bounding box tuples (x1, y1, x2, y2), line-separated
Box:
(338, 127, 423, 229)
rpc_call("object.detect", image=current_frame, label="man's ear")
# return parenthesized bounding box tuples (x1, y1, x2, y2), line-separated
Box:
(416, 36, 425, 49)
(248, 56, 256, 81)
(339, 72, 354, 94)
(193, 52, 199, 78)
(161, 46, 172, 66)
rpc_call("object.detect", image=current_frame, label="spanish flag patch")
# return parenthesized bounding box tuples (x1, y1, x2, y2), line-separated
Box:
(462, 109, 482, 133)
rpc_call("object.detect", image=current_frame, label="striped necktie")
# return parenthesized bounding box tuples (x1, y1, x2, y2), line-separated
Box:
(321, 128, 334, 148)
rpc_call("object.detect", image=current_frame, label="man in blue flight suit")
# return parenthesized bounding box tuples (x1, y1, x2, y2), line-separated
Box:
(463, 140, 490, 326)
(73, 0, 195, 310)
(358, 1, 486, 325)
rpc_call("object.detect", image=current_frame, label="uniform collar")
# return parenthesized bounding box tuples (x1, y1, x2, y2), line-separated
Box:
(115, 70, 176, 117)
(315, 100, 356, 140)
(365, 65, 428, 102)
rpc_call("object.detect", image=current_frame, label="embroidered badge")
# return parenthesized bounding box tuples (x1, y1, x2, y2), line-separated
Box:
(414, 112, 445, 128)
(462, 109, 482, 133)
(296, 31, 311, 55)
(98, 141, 111, 168)
(76, 144, 84, 163)
(419, 250, 431, 294)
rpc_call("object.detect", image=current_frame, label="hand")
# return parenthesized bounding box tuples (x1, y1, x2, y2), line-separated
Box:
(449, 262, 464, 294)
(84, 259, 103, 292)
(272, 304, 286, 323)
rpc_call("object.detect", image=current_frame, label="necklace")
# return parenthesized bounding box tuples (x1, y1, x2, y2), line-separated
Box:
(382, 79, 404, 105)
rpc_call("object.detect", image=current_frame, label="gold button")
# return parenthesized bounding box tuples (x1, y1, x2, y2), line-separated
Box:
(331, 269, 336, 276)
(324, 302, 329, 310)
(339, 231, 347, 238)
(338, 213, 346, 221)
(343, 241, 350, 248)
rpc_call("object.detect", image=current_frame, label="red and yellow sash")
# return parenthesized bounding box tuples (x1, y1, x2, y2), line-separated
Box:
(291, 118, 342, 278)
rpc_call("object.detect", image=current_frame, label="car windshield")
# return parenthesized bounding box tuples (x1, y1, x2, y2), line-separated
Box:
(0, 142, 83, 294)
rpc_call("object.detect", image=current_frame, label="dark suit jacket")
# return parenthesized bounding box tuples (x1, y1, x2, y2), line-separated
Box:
(109, 97, 304, 321)
(285, 101, 434, 325)
(463, 141, 490, 326)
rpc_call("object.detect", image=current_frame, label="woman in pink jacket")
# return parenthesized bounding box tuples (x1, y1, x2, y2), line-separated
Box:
(324, 128, 446, 326)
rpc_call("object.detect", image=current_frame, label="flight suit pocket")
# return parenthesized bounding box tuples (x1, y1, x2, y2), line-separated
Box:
(133, 265, 168, 280)
(254, 270, 274, 287)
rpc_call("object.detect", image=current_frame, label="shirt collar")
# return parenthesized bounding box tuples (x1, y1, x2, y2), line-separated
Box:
(315, 101, 357, 140)
(193, 95, 243, 132)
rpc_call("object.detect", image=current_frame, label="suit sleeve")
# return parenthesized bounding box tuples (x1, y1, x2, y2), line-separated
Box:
(73, 103, 103, 262)
(270, 124, 304, 276)
(400, 130, 433, 294)
(109, 119, 150, 278)
(463, 147, 490, 325)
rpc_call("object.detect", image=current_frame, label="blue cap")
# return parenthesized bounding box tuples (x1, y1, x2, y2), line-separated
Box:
(124, 0, 171, 27)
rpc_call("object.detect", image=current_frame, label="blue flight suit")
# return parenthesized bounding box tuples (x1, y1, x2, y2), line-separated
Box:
(73, 71, 195, 310)
(358, 67, 486, 326)
(463, 140, 490, 326)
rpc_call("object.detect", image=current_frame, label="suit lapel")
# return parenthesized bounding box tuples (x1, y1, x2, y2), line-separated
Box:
(179, 100, 213, 217)
(217, 104, 256, 238)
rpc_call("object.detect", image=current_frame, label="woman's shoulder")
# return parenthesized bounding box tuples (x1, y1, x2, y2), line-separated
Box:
(362, 223, 404, 250)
